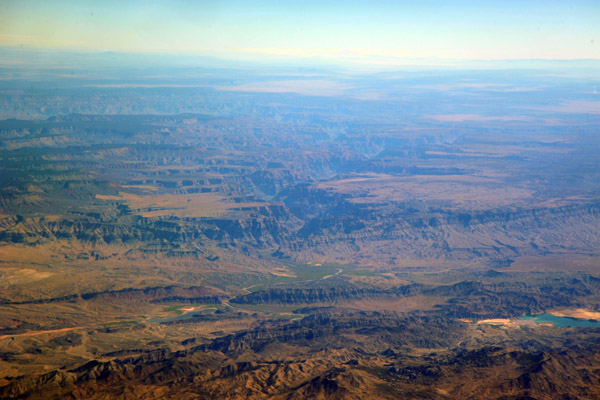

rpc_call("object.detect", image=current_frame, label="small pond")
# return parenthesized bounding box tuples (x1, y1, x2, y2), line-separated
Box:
(519, 314, 600, 328)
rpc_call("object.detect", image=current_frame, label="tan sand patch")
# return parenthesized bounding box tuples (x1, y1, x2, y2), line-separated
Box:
(549, 309, 600, 321)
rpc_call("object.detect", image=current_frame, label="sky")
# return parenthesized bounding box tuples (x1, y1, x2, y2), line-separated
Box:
(1, 0, 599, 66)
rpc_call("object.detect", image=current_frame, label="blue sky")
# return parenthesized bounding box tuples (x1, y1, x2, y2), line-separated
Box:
(1, 0, 599, 65)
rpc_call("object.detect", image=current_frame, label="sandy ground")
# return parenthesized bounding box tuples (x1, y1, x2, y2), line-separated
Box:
(549, 308, 600, 320)
(0, 327, 77, 341)
(475, 318, 537, 327)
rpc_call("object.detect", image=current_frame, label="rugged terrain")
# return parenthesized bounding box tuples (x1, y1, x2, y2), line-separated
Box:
(0, 60, 599, 398)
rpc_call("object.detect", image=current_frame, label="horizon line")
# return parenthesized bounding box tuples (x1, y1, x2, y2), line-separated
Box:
(2, 44, 600, 62)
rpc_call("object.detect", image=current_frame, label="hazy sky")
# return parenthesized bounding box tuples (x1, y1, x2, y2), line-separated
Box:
(1, 0, 599, 64)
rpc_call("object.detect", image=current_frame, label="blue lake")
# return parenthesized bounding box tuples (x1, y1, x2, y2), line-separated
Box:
(519, 314, 600, 328)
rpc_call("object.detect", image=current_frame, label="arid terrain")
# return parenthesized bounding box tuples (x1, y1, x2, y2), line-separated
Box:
(0, 58, 599, 399)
